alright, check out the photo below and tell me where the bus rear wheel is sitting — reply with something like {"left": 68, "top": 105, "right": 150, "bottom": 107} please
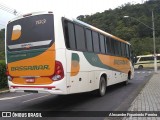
{"left": 138, "top": 65, "right": 143, "bottom": 69}
{"left": 124, "top": 72, "right": 131, "bottom": 85}
{"left": 96, "top": 76, "right": 106, "bottom": 97}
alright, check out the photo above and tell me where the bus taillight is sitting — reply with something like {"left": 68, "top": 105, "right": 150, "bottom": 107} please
{"left": 51, "top": 61, "right": 64, "bottom": 81}
{"left": 5, "top": 65, "right": 9, "bottom": 76}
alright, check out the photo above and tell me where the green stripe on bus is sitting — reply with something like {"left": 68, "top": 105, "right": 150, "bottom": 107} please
{"left": 83, "top": 52, "right": 120, "bottom": 72}
{"left": 72, "top": 53, "right": 79, "bottom": 62}
{"left": 7, "top": 48, "right": 47, "bottom": 63}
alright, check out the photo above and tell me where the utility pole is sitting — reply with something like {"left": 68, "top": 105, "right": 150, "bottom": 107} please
{"left": 152, "top": 10, "right": 157, "bottom": 72}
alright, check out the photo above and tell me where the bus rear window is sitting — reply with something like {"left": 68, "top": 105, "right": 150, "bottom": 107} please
{"left": 7, "top": 14, "right": 54, "bottom": 51}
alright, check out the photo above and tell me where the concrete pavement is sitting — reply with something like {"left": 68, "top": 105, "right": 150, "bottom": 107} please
{"left": 123, "top": 71, "right": 160, "bottom": 120}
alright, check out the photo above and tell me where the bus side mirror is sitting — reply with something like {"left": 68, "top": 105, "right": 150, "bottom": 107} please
{"left": 131, "top": 51, "right": 137, "bottom": 65}
{"left": 132, "top": 56, "right": 137, "bottom": 64}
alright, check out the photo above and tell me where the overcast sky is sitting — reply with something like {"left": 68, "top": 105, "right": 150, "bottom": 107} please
{"left": 0, "top": 0, "right": 147, "bottom": 29}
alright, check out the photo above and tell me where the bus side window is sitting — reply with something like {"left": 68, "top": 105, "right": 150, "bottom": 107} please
{"left": 128, "top": 45, "right": 131, "bottom": 58}
{"left": 75, "top": 24, "right": 86, "bottom": 51}
{"left": 110, "top": 38, "right": 115, "bottom": 55}
{"left": 92, "top": 31, "right": 100, "bottom": 53}
{"left": 121, "top": 42, "right": 126, "bottom": 57}
{"left": 99, "top": 34, "right": 105, "bottom": 54}
{"left": 105, "top": 37, "right": 109, "bottom": 54}
{"left": 67, "top": 22, "right": 76, "bottom": 49}
{"left": 139, "top": 57, "right": 147, "bottom": 61}
{"left": 126, "top": 44, "right": 130, "bottom": 58}
{"left": 114, "top": 40, "right": 119, "bottom": 56}
{"left": 117, "top": 41, "right": 122, "bottom": 56}
{"left": 86, "top": 29, "right": 93, "bottom": 52}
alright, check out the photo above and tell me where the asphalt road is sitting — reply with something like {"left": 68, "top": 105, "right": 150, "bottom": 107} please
{"left": 0, "top": 69, "right": 153, "bottom": 120}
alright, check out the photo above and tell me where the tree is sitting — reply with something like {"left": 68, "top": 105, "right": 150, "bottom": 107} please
{"left": 0, "top": 29, "right": 5, "bottom": 40}
{"left": 77, "top": 1, "right": 160, "bottom": 55}
{"left": 0, "top": 29, "right": 5, "bottom": 60}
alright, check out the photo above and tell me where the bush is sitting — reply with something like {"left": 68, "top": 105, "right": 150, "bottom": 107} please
{"left": 0, "top": 51, "right": 5, "bottom": 60}
{"left": 0, "top": 60, "right": 8, "bottom": 89}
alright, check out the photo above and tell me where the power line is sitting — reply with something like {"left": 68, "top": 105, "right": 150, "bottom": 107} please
{"left": 0, "top": 3, "right": 22, "bottom": 16}
{"left": 0, "top": 4, "right": 13, "bottom": 13}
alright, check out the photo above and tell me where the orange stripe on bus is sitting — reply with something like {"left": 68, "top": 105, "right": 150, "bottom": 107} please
{"left": 98, "top": 54, "right": 131, "bottom": 74}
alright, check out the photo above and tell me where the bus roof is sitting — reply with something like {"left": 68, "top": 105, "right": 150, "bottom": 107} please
{"left": 8, "top": 11, "right": 50, "bottom": 23}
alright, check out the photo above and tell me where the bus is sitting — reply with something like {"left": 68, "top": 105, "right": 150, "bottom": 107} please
{"left": 134, "top": 54, "right": 160, "bottom": 69}
{"left": 5, "top": 11, "right": 134, "bottom": 96}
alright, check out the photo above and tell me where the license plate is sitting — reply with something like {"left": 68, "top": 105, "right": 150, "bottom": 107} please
{"left": 26, "top": 78, "right": 35, "bottom": 83}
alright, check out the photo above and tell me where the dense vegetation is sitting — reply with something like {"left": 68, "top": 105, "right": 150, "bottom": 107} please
{"left": 0, "top": 60, "right": 7, "bottom": 89}
{"left": 0, "top": 29, "right": 5, "bottom": 60}
{"left": 0, "top": 29, "right": 7, "bottom": 89}
{"left": 77, "top": 0, "right": 160, "bottom": 55}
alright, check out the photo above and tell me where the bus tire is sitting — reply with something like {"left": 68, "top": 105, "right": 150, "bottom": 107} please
{"left": 138, "top": 65, "right": 143, "bottom": 69}
{"left": 124, "top": 79, "right": 129, "bottom": 85}
{"left": 95, "top": 76, "right": 106, "bottom": 97}
{"left": 124, "top": 72, "right": 131, "bottom": 85}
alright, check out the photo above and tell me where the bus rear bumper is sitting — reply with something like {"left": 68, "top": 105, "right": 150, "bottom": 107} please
{"left": 9, "top": 85, "right": 68, "bottom": 95}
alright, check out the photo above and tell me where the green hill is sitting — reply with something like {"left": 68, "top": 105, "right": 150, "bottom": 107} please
{"left": 77, "top": 0, "right": 160, "bottom": 55}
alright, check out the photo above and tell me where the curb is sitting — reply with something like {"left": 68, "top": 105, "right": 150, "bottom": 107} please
{"left": 0, "top": 89, "right": 10, "bottom": 94}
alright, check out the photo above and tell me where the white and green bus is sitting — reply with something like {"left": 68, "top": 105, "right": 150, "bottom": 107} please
{"left": 6, "top": 11, "right": 134, "bottom": 96}
{"left": 134, "top": 54, "right": 160, "bottom": 69}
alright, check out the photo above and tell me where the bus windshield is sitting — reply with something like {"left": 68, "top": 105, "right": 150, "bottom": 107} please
{"left": 7, "top": 14, "right": 54, "bottom": 51}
